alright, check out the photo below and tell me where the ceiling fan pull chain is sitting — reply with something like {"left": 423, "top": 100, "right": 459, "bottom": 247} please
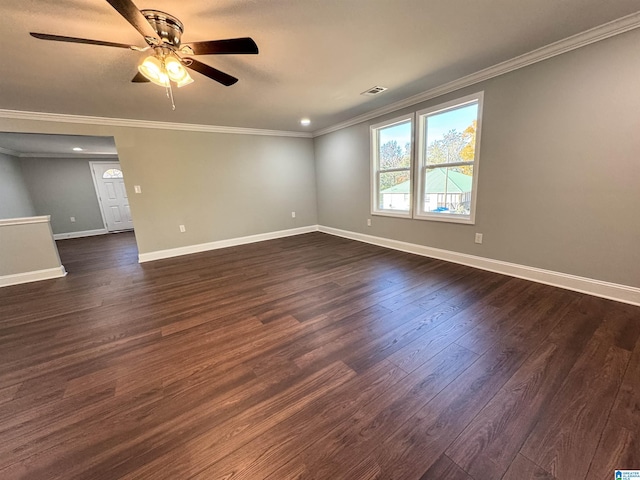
{"left": 160, "top": 55, "right": 176, "bottom": 110}
{"left": 166, "top": 83, "right": 176, "bottom": 111}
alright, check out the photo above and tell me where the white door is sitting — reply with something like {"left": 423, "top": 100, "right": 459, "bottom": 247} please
{"left": 91, "top": 162, "right": 134, "bottom": 232}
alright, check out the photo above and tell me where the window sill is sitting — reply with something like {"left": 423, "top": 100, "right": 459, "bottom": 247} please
{"left": 413, "top": 213, "right": 475, "bottom": 225}
{"left": 371, "top": 210, "right": 412, "bottom": 219}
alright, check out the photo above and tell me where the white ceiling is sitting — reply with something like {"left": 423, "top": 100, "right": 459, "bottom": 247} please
{"left": 1, "top": 0, "right": 639, "bottom": 133}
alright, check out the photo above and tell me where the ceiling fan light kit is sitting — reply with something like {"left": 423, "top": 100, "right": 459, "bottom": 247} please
{"left": 137, "top": 50, "right": 194, "bottom": 88}
{"left": 29, "top": 0, "right": 259, "bottom": 108}
{"left": 135, "top": 11, "right": 194, "bottom": 89}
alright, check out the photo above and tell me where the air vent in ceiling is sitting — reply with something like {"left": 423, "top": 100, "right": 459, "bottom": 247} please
{"left": 361, "top": 86, "right": 388, "bottom": 96}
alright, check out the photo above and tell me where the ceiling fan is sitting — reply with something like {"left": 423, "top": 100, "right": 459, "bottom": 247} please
{"left": 30, "top": 0, "right": 258, "bottom": 97}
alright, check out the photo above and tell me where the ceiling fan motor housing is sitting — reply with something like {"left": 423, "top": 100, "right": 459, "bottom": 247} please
{"left": 141, "top": 9, "right": 184, "bottom": 47}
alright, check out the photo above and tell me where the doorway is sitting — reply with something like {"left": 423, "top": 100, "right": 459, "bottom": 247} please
{"left": 90, "top": 161, "right": 134, "bottom": 232}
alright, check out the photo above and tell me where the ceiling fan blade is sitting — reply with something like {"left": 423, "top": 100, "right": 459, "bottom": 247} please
{"left": 185, "top": 37, "right": 259, "bottom": 55}
{"left": 183, "top": 58, "right": 238, "bottom": 86}
{"left": 30, "top": 32, "right": 134, "bottom": 49}
{"left": 131, "top": 72, "right": 150, "bottom": 83}
{"left": 105, "top": 0, "right": 159, "bottom": 41}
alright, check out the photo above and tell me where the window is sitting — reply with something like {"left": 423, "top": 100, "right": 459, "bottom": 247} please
{"left": 102, "top": 168, "right": 123, "bottom": 179}
{"left": 370, "top": 93, "right": 483, "bottom": 223}
{"left": 370, "top": 114, "right": 413, "bottom": 217}
{"left": 416, "top": 93, "right": 483, "bottom": 223}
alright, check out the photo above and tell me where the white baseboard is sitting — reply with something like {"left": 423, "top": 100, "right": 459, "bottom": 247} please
{"left": 138, "top": 225, "right": 320, "bottom": 263}
{"left": 53, "top": 229, "right": 108, "bottom": 240}
{"left": 318, "top": 226, "right": 640, "bottom": 307}
{"left": 0, "top": 265, "right": 67, "bottom": 288}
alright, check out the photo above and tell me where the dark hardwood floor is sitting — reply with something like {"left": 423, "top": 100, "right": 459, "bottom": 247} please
{"left": 0, "top": 231, "right": 638, "bottom": 479}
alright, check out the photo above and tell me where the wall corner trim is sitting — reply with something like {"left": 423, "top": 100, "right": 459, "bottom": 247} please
{"left": 318, "top": 226, "right": 640, "bottom": 307}
{"left": 138, "top": 225, "right": 320, "bottom": 263}
{"left": 312, "top": 11, "right": 640, "bottom": 137}
{"left": 0, "top": 265, "right": 67, "bottom": 288}
{"left": 53, "top": 229, "right": 109, "bottom": 240}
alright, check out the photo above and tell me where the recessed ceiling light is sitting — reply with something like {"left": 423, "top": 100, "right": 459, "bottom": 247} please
{"left": 300, "top": 118, "right": 311, "bottom": 126}
{"left": 72, "top": 147, "right": 83, "bottom": 152}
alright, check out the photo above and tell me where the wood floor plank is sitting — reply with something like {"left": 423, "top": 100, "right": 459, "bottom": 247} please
{"left": 0, "top": 231, "right": 637, "bottom": 479}
{"left": 264, "top": 461, "right": 309, "bottom": 480}
{"left": 502, "top": 454, "right": 556, "bottom": 480}
{"left": 371, "top": 340, "right": 535, "bottom": 479}
{"left": 385, "top": 275, "right": 547, "bottom": 375}
{"left": 586, "top": 332, "right": 640, "bottom": 480}
{"left": 453, "top": 282, "right": 565, "bottom": 355}
{"left": 418, "top": 454, "right": 473, "bottom": 480}
{"left": 367, "top": 286, "right": 578, "bottom": 479}
{"left": 520, "top": 338, "right": 630, "bottom": 479}
{"left": 296, "top": 344, "right": 479, "bottom": 479}
{"left": 113, "top": 362, "right": 356, "bottom": 480}
{"left": 345, "top": 273, "right": 512, "bottom": 373}
{"left": 190, "top": 360, "right": 406, "bottom": 480}
{"left": 5, "top": 361, "right": 355, "bottom": 480}
{"left": 0, "top": 383, "right": 21, "bottom": 406}
{"left": 609, "top": 325, "right": 640, "bottom": 432}
{"left": 445, "top": 294, "right": 603, "bottom": 479}
{"left": 586, "top": 422, "right": 639, "bottom": 479}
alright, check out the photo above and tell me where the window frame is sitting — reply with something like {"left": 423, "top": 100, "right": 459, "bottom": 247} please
{"left": 414, "top": 92, "right": 484, "bottom": 225}
{"left": 370, "top": 113, "right": 415, "bottom": 218}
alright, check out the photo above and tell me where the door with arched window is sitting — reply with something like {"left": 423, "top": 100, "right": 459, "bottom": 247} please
{"left": 90, "top": 162, "right": 134, "bottom": 232}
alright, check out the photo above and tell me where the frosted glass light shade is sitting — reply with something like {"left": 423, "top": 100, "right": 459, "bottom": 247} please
{"left": 165, "top": 55, "right": 193, "bottom": 87}
{"left": 138, "top": 56, "right": 170, "bottom": 87}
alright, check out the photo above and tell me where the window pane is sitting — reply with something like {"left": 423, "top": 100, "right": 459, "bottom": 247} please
{"left": 425, "top": 103, "right": 478, "bottom": 165}
{"left": 102, "top": 168, "right": 123, "bottom": 179}
{"left": 423, "top": 166, "right": 473, "bottom": 215}
{"left": 378, "top": 121, "right": 412, "bottom": 170}
{"left": 379, "top": 171, "right": 410, "bottom": 211}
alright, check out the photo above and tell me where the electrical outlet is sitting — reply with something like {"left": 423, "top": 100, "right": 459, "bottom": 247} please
{"left": 134, "top": 185, "right": 142, "bottom": 194}
{"left": 475, "top": 233, "right": 483, "bottom": 244}
{"left": 70, "top": 216, "right": 76, "bottom": 223}
{"left": 367, "top": 219, "right": 372, "bottom": 227}
{"left": 291, "top": 211, "right": 296, "bottom": 218}
{"left": 179, "top": 225, "right": 186, "bottom": 233}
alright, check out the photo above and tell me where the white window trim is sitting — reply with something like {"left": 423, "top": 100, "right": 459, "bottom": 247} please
{"left": 370, "top": 113, "right": 414, "bottom": 218}
{"left": 414, "top": 92, "right": 484, "bottom": 225}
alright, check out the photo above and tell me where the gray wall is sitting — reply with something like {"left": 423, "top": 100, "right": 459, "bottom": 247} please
{"left": 0, "top": 219, "right": 62, "bottom": 277}
{"left": 315, "top": 27, "right": 640, "bottom": 288}
{"left": 117, "top": 129, "right": 317, "bottom": 253}
{"left": 20, "top": 157, "right": 105, "bottom": 235}
{"left": 0, "top": 152, "right": 35, "bottom": 219}
{"left": 0, "top": 118, "right": 318, "bottom": 255}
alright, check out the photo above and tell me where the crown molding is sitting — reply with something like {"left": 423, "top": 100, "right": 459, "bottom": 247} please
{"left": 0, "top": 109, "right": 313, "bottom": 139}
{"left": 313, "top": 11, "right": 640, "bottom": 137}
{"left": 0, "top": 146, "right": 19, "bottom": 157}
{"left": 18, "top": 153, "right": 119, "bottom": 159}
{"left": 0, "top": 145, "right": 118, "bottom": 159}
